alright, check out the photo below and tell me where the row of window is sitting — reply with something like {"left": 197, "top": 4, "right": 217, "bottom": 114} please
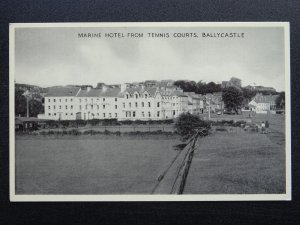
{"left": 125, "top": 93, "right": 148, "bottom": 99}
{"left": 48, "top": 97, "right": 118, "bottom": 103}
{"left": 47, "top": 102, "right": 161, "bottom": 110}
{"left": 125, "top": 111, "right": 160, "bottom": 118}
{"left": 48, "top": 112, "right": 119, "bottom": 118}
{"left": 48, "top": 98, "right": 74, "bottom": 103}
{"left": 123, "top": 102, "right": 159, "bottom": 108}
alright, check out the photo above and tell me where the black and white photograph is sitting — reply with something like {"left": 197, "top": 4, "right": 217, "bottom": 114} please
{"left": 9, "top": 22, "right": 291, "bottom": 201}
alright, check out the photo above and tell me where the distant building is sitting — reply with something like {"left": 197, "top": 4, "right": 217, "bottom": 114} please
{"left": 204, "top": 92, "right": 224, "bottom": 113}
{"left": 248, "top": 93, "right": 278, "bottom": 114}
{"left": 221, "top": 77, "right": 242, "bottom": 89}
{"left": 185, "top": 92, "right": 204, "bottom": 114}
{"left": 244, "top": 85, "right": 276, "bottom": 93}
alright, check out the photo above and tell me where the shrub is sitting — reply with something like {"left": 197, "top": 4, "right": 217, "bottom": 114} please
{"left": 174, "top": 112, "right": 210, "bottom": 141}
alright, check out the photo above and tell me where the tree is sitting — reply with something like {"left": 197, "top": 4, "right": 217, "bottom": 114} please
{"left": 174, "top": 112, "right": 210, "bottom": 141}
{"left": 15, "top": 89, "right": 26, "bottom": 116}
{"left": 29, "top": 99, "right": 44, "bottom": 117}
{"left": 276, "top": 92, "right": 285, "bottom": 109}
{"left": 222, "top": 87, "right": 244, "bottom": 114}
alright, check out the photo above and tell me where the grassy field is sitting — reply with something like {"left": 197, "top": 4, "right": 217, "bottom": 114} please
{"left": 184, "top": 114, "right": 286, "bottom": 194}
{"left": 16, "top": 135, "right": 181, "bottom": 194}
{"left": 16, "top": 113, "right": 286, "bottom": 194}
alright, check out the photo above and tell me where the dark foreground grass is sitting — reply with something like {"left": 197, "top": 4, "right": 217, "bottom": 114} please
{"left": 16, "top": 135, "right": 181, "bottom": 194}
{"left": 184, "top": 131, "right": 285, "bottom": 194}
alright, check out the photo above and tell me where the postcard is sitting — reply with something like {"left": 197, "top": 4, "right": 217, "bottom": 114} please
{"left": 9, "top": 22, "right": 291, "bottom": 201}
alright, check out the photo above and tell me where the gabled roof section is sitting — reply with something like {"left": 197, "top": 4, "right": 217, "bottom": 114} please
{"left": 77, "top": 87, "right": 122, "bottom": 97}
{"left": 252, "top": 94, "right": 278, "bottom": 104}
{"left": 45, "top": 86, "right": 81, "bottom": 97}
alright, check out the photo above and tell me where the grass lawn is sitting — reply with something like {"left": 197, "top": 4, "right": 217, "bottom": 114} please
{"left": 184, "top": 131, "right": 285, "bottom": 194}
{"left": 16, "top": 114, "right": 286, "bottom": 195}
{"left": 16, "top": 135, "right": 181, "bottom": 194}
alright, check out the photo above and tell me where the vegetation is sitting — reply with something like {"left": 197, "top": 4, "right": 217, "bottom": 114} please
{"left": 174, "top": 113, "right": 210, "bottom": 141}
{"left": 222, "top": 87, "right": 244, "bottom": 114}
{"left": 174, "top": 80, "right": 221, "bottom": 94}
{"left": 276, "top": 92, "right": 285, "bottom": 109}
{"left": 15, "top": 84, "right": 45, "bottom": 117}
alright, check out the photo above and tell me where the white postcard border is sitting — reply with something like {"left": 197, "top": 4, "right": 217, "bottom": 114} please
{"left": 9, "top": 22, "right": 291, "bottom": 201}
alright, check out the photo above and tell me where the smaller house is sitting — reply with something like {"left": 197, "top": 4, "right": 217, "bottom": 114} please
{"left": 248, "top": 93, "right": 278, "bottom": 114}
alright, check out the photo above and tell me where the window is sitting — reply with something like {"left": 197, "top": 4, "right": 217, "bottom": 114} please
{"left": 91, "top": 105, "right": 93, "bottom": 110}
{"left": 54, "top": 113, "right": 56, "bottom": 116}
{"left": 59, "top": 99, "right": 61, "bottom": 102}
{"left": 71, "top": 98, "right": 73, "bottom": 102}
{"left": 157, "top": 102, "right": 160, "bottom": 107}
{"left": 142, "top": 102, "right": 144, "bottom": 107}
{"left": 48, "top": 106, "right": 50, "bottom": 109}
{"left": 71, "top": 113, "right": 73, "bottom": 116}
{"left": 123, "top": 103, "right": 125, "bottom": 108}
{"left": 79, "top": 99, "right": 81, "bottom": 103}
{"left": 115, "top": 98, "right": 117, "bottom": 102}
{"left": 148, "top": 102, "right": 151, "bottom": 107}
{"left": 103, "top": 98, "right": 105, "bottom": 102}
{"left": 129, "top": 111, "right": 131, "bottom": 117}
{"left": 97, "top": 113, "right": 99, "bottom": 116}
{"left": 103, "top": 113, "right": 105, "bottom": 118}
{"left": 103, "top": 105, "right": 105, "bottom": 109}
{"left": 59, "top": 106, "right": 61, "bottom": 109}
{"left": 66, "top": 113, "right": 68, "bottom": 116}
{"left": 66, "top": 106, "right": 68, "bottom": 109}
{"left": 109, "top": 113, "right": 111, "bottom": 118}
{"left": 97, "top": 105, "right": 99, "bottom": 110}
{"left": 79, "top": 105, "right": 81, "bottom": 110}
{"left": 133, "top": 111, "right": 136, "bottom": 117}
{"left": 48, "top": 99, "right": 50, "bottom": 102}
{"left": 126, "top": 94, "right": 129, "bottom": 99}
{"left": 115, "top": 113, "right": 117, "bottom": 117}
{"left": 157, "top": 111, "right": 160, "bottom": 117}
{"left": 85, "top": 98, "right": 87, "bottom": 102}
{"left": 71, "top": 105, "right": 73, "bottom": 109}
{"left": 48, "top": 113, "right": 51, "bottom": 116}
{"left": 145, "top": 94, "right": 148, "bottom": 98}
{"left": 129, "top": 103, "right": 131, "bottom": 108}
{"left": 53, "top": 106, "right": 56, "bottom": 109}
{"left": 54, "top": 99, "right": 56, "bottom": 102}
{"left": 148, "top": 112, "right": 151, "bottom": 117}
{"left": 65, "top": 99, "right": 68, "bottom": 102}
{"left": 115, "top": 105, "right": 117, "bottom": 109}
{"left": 173, "top": 110, "right": 176, "bottom": 115}
{"left": 142, "top": 111, "right": 145, "bottom": 117}
{"left": 135, "top": 94, "right": 138, "bottom": 99}
{"left": 85, "top": 105, "right": 87, "bottom": 110}
{"left": 135, "top": 102, "right": 138, "bottom": 107}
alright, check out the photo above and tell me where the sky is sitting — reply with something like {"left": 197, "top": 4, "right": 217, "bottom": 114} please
{"left": 14, "top": 26, "right": 286, "bottom": 91}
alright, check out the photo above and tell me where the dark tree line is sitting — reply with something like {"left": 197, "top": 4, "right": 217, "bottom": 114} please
{"left": 174, "top": 80, "right": 222, "bottom": 94}
{"left": 15, "top": 87, "right": 44, "bottom": 117}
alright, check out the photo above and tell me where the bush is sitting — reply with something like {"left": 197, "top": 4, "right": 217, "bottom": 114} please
{"left": 174, "top": 113, "right": 210, "bottom": 141}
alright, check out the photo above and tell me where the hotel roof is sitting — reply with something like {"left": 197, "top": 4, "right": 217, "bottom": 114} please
{"left": 45, "top": 86, "right": 81, "bottom": 97}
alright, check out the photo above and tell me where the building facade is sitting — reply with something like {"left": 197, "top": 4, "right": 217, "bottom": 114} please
{"left": 248, "top": 93, "right": 278, "bottom": 114}
{"left": 38, "top": 82, "right": 195, "bottom": 121}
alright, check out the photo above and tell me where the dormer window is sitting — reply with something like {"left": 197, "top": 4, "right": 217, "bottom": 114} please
{"left": 135, "top": 94, "right": 138, "bottom": 99}
{"left": 126, "top": 94, "right": 129, "bottom": 99}
{"left": 144, "top": 94, "right": 148, "bottom": 98}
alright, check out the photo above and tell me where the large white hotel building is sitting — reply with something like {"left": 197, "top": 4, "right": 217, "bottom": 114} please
{"left": 38, "top": 81, "right": 205, "bottom": 121}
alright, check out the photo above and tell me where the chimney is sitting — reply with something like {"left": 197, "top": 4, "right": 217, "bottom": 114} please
{"left": 102, "top": 85, "right": 108, "bottom": 92}
{"left": 120, "top": 83, "right": 127, "bottom": 92}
